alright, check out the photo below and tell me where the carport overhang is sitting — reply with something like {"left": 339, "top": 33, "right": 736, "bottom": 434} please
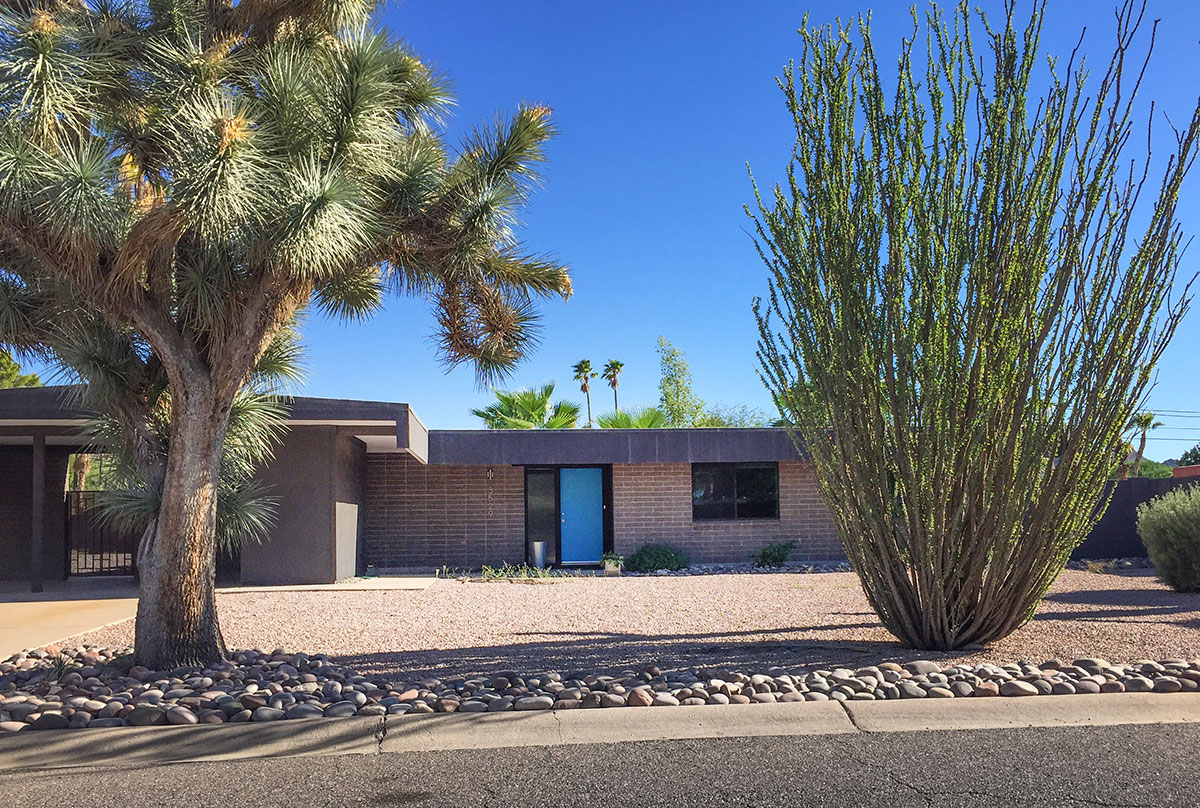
{"left": 0, "top": 387, "right": 430, "bottom": 593}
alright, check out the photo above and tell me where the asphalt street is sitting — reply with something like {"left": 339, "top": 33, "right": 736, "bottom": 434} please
{"left": 0, "top": 721, "right": 1193, "bottom": 807}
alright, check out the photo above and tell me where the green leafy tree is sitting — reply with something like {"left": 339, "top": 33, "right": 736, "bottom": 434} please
{"left": 0, "top": 1, "right": 569, "bottom": 667}
{"left": 601, "top": 359, "right": 624, "bottom": 413}
{"left": 1128, "top": 412, "right": 1164, "bottom": 477}
{"left": 596, "top": 406, "right": 667, "bottom": 429}
{"left": 753, "top": 2, "right": 1199, "bottom": 650}
{"left": 1181, "top": 444, "right": 1200, "bottom": 467}
{"left": 0, "top": 349, "right": 39, "bottom": 387}
{"left": 696, "top": 403, "right": 770, "bottom": 428}
{"left": 572, "top": 359, "right": 597, "bottom": 427}
{"left": 472, "top": 383, "right": 580, "bottom": 429}
{"left": 656, "top": 336, "right": 705, "bottom": 427}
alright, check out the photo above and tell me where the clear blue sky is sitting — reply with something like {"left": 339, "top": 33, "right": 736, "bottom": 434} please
{"left": 47, "top": 2, "right": 1200, "bottom": 456}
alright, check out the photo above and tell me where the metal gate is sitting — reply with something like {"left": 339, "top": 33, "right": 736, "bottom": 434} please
{"left": 65, "top": 491, "right": 138, "bottom": 576}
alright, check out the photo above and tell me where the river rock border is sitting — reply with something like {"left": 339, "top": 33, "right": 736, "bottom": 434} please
{"left": 3, "top": 646, "right": 1199, "bottom": 732}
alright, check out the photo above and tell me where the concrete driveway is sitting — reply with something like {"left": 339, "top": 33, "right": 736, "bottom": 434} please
{"left": 0, "top": 581, "right": 137, "bottom": 657}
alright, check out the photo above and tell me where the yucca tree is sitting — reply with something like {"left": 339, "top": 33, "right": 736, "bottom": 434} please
{"left": 601, "top": 359, "right": 623, "bottom": 413}
{"left": 1128, "top": 412, "right": 1164, "bottom": 477}
{"left": 754, "top": 1, "right": 1199, "bottom": 650}
{"left": 471, "top": 382, "right": 580, "bottom": 429}
{"left": 0, "top": 0, "right": 569, "bottom": 667}
{"left": 597, "top": 406, "right": 666, "bottom": 429}
{"left": 571, "top": 359, "right": 597, "bottom": 427}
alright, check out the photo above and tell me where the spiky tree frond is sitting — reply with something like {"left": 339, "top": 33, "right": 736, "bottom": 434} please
{"left": 471, "top": 381, "right": 580, "bottom": 429}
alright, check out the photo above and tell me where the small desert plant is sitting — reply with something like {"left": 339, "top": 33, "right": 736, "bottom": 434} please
{"left": 45, "top": 653, "right": 78, "bottom": 682}
{"left": 600, "top": 552, "right": 624, "bottom": 566}
{"left": 755, "top": 540, "right": 798, "bottom": 568}
{"left": 625, "top": 544, "right": 689, "bottom": 573}
{"left": 1083, "top": 559, "right": 1115, "bottom": 575}
{"left": 1138, "top": 486, "right": 1200, "bottom": 592}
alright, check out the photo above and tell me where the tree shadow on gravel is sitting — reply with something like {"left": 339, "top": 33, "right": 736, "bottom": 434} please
{"left": 1037, "top": 588, "right": 1200, "bottom": 627}
{"left": 333, "top": 633, "right": 967, "bottom": 684}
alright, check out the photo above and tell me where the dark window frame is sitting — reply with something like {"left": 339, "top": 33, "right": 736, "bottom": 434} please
{"left": 691, "top": 462, "right": 780, "bottom": 522}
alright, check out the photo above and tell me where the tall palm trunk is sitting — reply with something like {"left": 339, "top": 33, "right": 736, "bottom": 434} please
{"left": 1133, "top": 430, "right": 1148, "bottom": 477}
{"left": 133, "top": 381, "right": 229, "bottom": 668}
{"left": 612, "top": 387, "right": 618, "bottom": 413}
{"left": 584, "top": 388, "right": 592, "bottom": 427}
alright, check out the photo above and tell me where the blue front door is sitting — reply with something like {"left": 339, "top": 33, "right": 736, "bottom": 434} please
{"left": 559, "top": 468, "right": 604, "bottom": 564}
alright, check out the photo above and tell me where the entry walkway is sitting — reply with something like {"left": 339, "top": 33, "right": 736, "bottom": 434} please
{"left": 0, "top": 576, "right": 434, "bottom": 657}
{"left": 0, "top": 580, "right": 138, "bottom": 657}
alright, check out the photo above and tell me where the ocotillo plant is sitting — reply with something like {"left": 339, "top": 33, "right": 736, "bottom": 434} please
{"left": 752, "top": 1, "right": 1199, "bottom": 650}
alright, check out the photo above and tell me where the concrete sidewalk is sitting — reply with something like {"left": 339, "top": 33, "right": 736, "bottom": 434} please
{"left": 217, "top": 576, "right": 436, "bottom": 594}
{"left": 3, "top": 692, "right": 1199, "bottom": 774}
{"left": 0, "top": 595, "right": 137, "bottom": 658}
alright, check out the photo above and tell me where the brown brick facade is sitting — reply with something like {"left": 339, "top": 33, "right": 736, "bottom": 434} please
{"left": 363, "top": 455, "right": 841, "bottom": 570}
{"left": 612, "top": 462, "right": 841, "bottom": 564}
{"left": 363, "top": 454, "right": 525, "bottom": 570}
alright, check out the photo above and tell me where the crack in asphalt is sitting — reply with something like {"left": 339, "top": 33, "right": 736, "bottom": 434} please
{"left": 373, "top": 712, "right": 388, "bottom": 752}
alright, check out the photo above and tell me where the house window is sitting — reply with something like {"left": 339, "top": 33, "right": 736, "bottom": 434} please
{"left": 691, "top": 463, "right": 779, "bottom": 521}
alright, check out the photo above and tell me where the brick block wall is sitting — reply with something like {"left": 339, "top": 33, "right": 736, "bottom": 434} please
{"left": 611, "top": 461, "right": 841, "bottom": 564}
{"left": 363, "top": 454, "right": 524, "bottom": 570}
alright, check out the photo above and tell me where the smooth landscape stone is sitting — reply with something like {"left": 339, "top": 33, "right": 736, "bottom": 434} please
{"left": 126, "top": 705, "right": 167, "bottom": 726}
{"left": 88, "top": 717, "right": 126, "bottom": 728}
{"left": 625, "top": 688, "right": 653, "bottom": 707}
{"left": 1000, "top": 681, "right": 1039, "bottom": 697}
{"left": 600, "top": 693, "right": 626, "bottom": 708}
{"left": 459, "top": 700, "right": 489, "bottom": 713}
{"left": 1152, "top": 678, "right": 1182, "bottom": 693}
{"left": 0, "top": 720, "right": 27, "bottom": 732}
{"left": 903, "top": 661, "right": 941, "bottom": 676}
{"left": 324, "top": 701, "right": 359, "bottom": 717}
{"left": 166, "top": 706, "right": 198, "bottom": 725}
{"left": 897, "top": 682, "right": 926, "bottom": 699}
{"left": 1123, "top": 677, "right": 1153, "bottom": 693}
{"left": 30, "top": 712, "right": 71, "bottom": 730}
{"left": 285, "top": 703, "right": 324, "bottom": 719}
{"left": 515, "top": 696, "right": 554, "bottom": 711}
{"left": 251, "top": 706, "right": 285, "bottom": 721}
{"left": 357, "top": 704, "right": 387, "bottom": 716}
{"left": 1051, "top": 681, "right": 1076, "bottom": 695}
{"left": 1100, "top": 681, "right": 1126, "bottom": 694}
{"left": 706, "top": 693, "right": 730, "bottom": 705}
{"left": 927, "top": 687, "right": 954, "bottom": 698}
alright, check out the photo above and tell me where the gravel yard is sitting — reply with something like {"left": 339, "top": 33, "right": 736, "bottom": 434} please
{"left": 65, "top": 570, "right": 1200, "bottom": 681}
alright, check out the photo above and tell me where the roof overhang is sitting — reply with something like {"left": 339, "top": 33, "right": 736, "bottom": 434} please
{"left": 0, "top": 387, "right": 430, "bottom": 463}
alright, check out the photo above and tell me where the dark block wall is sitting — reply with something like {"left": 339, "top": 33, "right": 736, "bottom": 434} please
{"left": 1072, "top": 477, "right": 1200, "bottom": 559}
{"left": 0, "top": 445, "right": 70, "bottom": 581}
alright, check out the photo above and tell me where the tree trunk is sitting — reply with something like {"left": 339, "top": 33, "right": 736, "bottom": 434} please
{"left": 613, "top": 388, "right": 618, "bottom": 413}
{"left": 133, "top": 381, "right": 229, "bottom": 669}
{"left": 1133, "top": 432, "right": 1148, "bottom": 477}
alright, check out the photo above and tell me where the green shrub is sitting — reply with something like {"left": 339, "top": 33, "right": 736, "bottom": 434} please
{"left": 625, "top": 543, "right": 689, "bottom": 572}
{"left": 1138, "top": 485, "right": 1200, "bottom": 592}
{"left": 754, "top": 540, "right": 798, "bottom": 568}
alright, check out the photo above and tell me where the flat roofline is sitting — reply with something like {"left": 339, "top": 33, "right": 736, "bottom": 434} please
{"left": 428, "top": 427, "right": 808, "bottom": 465}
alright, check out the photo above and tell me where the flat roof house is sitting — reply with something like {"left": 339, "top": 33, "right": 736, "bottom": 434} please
{"left": 0, "top": 387, "right": 841, "bottom": 589}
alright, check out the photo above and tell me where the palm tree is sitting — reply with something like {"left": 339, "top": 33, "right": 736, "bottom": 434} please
{"left": 471, "top": 383, "right": 581, "bottom": 429}
{"left": 572, "top": 360, "right": 598, "bottom": 427}
{"left": 1129, "top": 412, "right": 1164, "bottom": 477}
{"left": 602, "top": 360, "right": 624, "bottom": 413}
{"left": 596, "top": 406, "right": 667, "bottom": 429}
{"left": 0, "top": 2, "right": 569, "bottom": 668}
